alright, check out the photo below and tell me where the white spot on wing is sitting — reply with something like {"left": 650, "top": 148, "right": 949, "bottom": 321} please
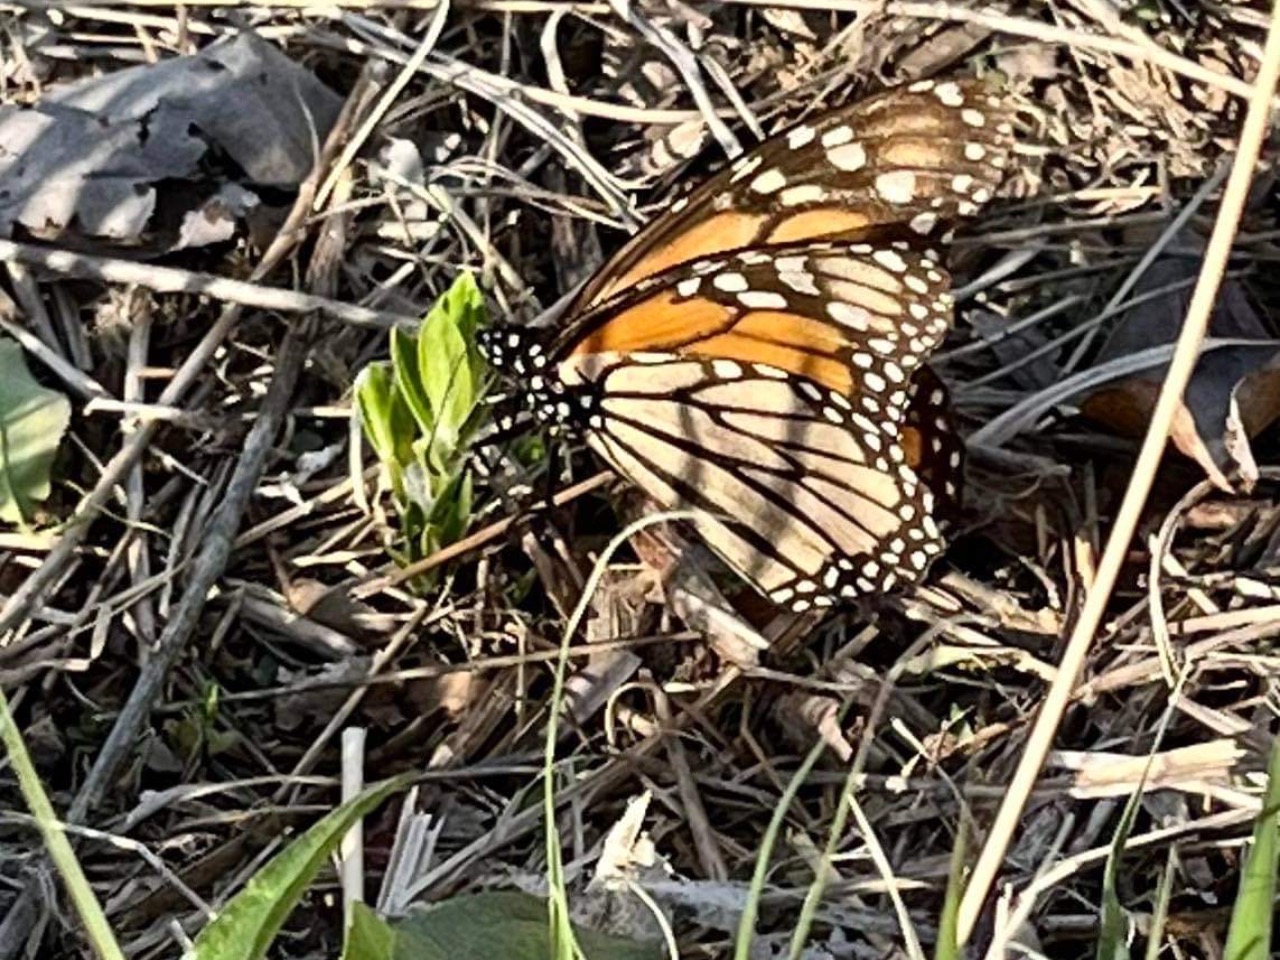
{"left": 872, "top": 250, "right": 908, "bottom": 273}
{"left": 909, "top": 211, "right": 939, "bottom": 235}
{"left": 787, "top": 126, "right": 816, "bottom": 149}
{"left": 779, "top": 184, "right": 827, "bottom": 206}
{"left": 750, "top": 168, "right": 787, "bottom": 194}
{"left": 713, "top": 272, "right": 749, "bottom": 292}
{"left": 875, "top": 170, "right": 917, "bottom": 204}
{"left": 821, "top": 125, "right": 854, "bottom": 147}
{"left": 779, "top": 270, "right": 820, "bottom": 295}
{"left": 934, "top": 81, "right": 964, "bottom": 106}
{"left": 828, "top": 302, "right": 871, "bottom": 330}
{"left": 738, "top": 290, "right": 789, "bottom": 309}
{"left": 827, "top": 143, "right": 867, "bottom": 171}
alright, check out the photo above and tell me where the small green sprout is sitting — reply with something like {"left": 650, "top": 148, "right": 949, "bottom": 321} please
{"left": 355, "top": 273, "right": 489, "bottom": 576}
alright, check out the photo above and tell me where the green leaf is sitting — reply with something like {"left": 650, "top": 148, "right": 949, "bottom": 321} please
{"left": 189, "top": 775, "right": 411, "bottom": 960}
{"left": 1223, "top": 738, "right": 1280, "bottom": 960}
{"left": 0, "top": 338, "right": 70, "bottom": 525}
{"left": 446, "top": 272, "right": 485, "bottom": 344}
{"left": 418, "top": 310, "right": 469, "bottom": 446}
{"left": 355, "top": 363, "right": 414, "bottom": 475}
{"left": 391, "top": 327, "right": 433, "bottom": 438}
{"left": 419, "top": 273, "right": 487, "bottom": 441}
{"left": 342, "top": 902, "right": 396, "bottom": 960}
{"left": 389, "top": 891, "right": 662, "bottom": 960}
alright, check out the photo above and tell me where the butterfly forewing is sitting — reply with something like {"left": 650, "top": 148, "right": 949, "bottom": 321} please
{"left": 554, "top": 239, "right": 954, "bottom": 406}
{"left": 572, "top": 78, "right": 1017, "bottom": 311}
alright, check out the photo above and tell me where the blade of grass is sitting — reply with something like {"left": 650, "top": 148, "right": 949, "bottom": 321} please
{"left": 1142, "top": 847, "right": 1177, "bottom": 960}
{"left": 0, "top": 688, "right": 125, "bottom": 960}
{"left": 1222, "top": 737, "right": 1280, "bottom": 960}
{"left": 542, "top": 510, "right": 707, "bottom": 960}
{"left": 733, "top": 736, "right": 827, "bottom": 960}
{"left": 1097, "top": 773, "right": 1145, "bottom": 960}
{"left": 934, "top": 817, "right": 968, "bottom": 960}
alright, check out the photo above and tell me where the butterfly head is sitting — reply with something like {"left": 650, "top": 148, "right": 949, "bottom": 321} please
{"left": 477, "top": 323, "right": 598, "bottom": 432}
{"left": 476, "top": 323, "right": 549, "bottom": 376}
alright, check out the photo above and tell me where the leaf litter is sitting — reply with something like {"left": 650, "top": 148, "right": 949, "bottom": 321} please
{"left": 0, "top": 5, "right": 1276, "bottom": 960}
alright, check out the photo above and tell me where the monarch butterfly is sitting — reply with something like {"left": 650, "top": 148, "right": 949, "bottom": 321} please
{"left": 479, "top": 78, "right": 1019, "bottom": 612}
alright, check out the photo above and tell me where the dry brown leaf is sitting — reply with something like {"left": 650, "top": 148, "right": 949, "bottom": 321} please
{"left": 1081, "top": 245, "right": 1280, "bottom": 492}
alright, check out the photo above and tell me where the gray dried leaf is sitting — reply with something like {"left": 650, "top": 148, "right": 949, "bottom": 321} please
{"left": 0, "top": 31, "right": 340, "bottom": 247}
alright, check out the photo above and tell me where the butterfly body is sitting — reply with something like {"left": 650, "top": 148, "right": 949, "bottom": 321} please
{"left": 479, "top": 78, "right": 1018, "bottom": 611}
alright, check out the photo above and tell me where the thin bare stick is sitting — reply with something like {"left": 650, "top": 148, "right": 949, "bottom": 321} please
{"left": 68, "top": 323, "right": 311, "bottom": 822}
{"left": 0, "top": 240, "right": 416, "bottom": 330}
{"left": 957, "top": 7, "right": 1280, "bottom": 942}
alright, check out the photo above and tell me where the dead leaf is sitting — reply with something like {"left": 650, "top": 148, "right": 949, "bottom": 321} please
{"left": 0, "top": 31, "right": 340, "bottom": 250}
{"left": 1080, "top": 244, "right": 1280, "bottom": 492}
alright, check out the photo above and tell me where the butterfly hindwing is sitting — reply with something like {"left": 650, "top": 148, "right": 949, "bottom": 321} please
{"left": 579, "top": 355, "right": 945, "bottom": 608}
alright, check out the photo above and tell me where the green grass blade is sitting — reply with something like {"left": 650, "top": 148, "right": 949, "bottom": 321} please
{"left": 1143, "top": 847, "right": 1176, "bottom": 960}
{"left": 1222, "top": 737, "right": 1280, "bottom": 960}
{"left": 934, "top": 816, "right": 968, "bottom": 960}
{"left": 735, "top": 738, "right": 826, "bottom": 960}
{"left": 1097, "top": 785, "right": 1140, "bottom": 960}
{"left": 190, "top": 774, "right": 411, "bottom": 960}
{"left": 0, "top": 687, "right": 125, "bottom": 960}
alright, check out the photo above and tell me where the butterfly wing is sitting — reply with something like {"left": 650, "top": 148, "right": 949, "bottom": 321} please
{"left": 555, "top": 238, "right": 952, "bottom": 399}
{"left": 902, "top": 363, "right": 964, "bottom": 512}
{"left": 553, "top": 240, "right": 956, "bottom": 609}
{"left": 572, "top": 78, "right": 1018, "bottom": 311}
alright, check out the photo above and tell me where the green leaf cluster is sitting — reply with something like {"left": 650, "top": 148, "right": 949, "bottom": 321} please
{"left": 354, "top": 273, "right": 489, "bottom": 572}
